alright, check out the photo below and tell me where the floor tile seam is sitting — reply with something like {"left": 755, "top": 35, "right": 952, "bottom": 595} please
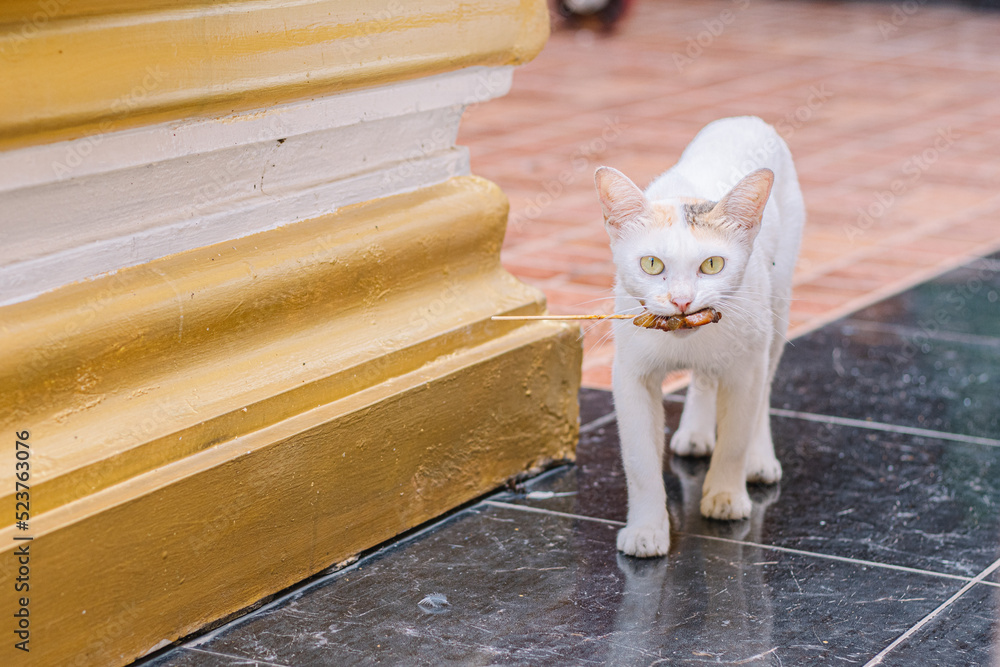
{"left": 881, "top": 49, "right": 1000, "bottom": 75}
{"left": 840, "top": 318, "right": 1000, "bottom": 350}
{"left": 661, "top": 394, "right": 1000, "bottom": 448}
{"left": 181, "top": 502, "right": 487, "bottom": 650}
{"left": 585, "top": 363, "right": 1000, "bottom": 448}
{"left": 757, "top": 28, "right": 992, "bottom": 72}
{"left": 482, "top": 500, "right": 978, "bottom": 584}
{"left": 786, "top": 237, "right": 1000, "bottom": 341}
{"left": 791, "top": 231, "right": 998, "bottom": 294}
{"left": 580, "top": 411, "right": 617, "bottom": 435}
{"left": 183, "top": 646, "right": 292, "bottom": 667}
{"left": 972, "top": 257, "right": 1000, "bottom": 272}
{"left": 699, "top": 30, "right": 944, "bottom": 67}
{"left": 863, "top": 555, "right": 1000, "bottom": 666}
{"left": 790, "top": 198, "right": 1000, "bottom": 288}
{"left": 767, "top": 406, "right": 1000, "bottom": 448}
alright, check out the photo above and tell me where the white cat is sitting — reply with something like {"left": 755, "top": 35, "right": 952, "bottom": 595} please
{"left": 595, "top": 116, "right": 805, "bottom": 557}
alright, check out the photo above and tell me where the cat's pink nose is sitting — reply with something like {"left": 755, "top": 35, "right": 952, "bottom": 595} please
{"left": 671, "top": 297, "right": 691, "bottom": 313}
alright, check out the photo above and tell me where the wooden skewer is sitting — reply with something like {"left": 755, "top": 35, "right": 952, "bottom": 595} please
{"left": 493, "top": 307, "right": 723, "bottom": 331}
{"left": 491, "top": 314, "right": 636, "bottom": 321}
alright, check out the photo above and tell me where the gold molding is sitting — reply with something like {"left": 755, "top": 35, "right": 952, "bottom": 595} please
{"left": 0, "top": 321, "right": 580, "bottom": 666}
{"left": 0, "top": 176, "right": 581, "bottom": 664}
{"left": 0, "top": 0, "right": 550, "bottom": 150}
{"left": 0, "top": 177, "right": 555, "bottom": 522}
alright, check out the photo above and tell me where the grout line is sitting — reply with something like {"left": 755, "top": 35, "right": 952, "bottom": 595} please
{"left": 787, "top": 236, "right": 1000, "bottom": 341}
{"left": 580, "top": 411, "right": 617, "bottom": 434}
{"left": 185, "top": 646, "right": 292, "bottom": 667}
{"left": 841, "top": 319, "right": 1000, "bottom": 350}
{"left": 791, "top": 196, "right": 1000, "bottom": 291}
{"left": 768, "top": 407, "right": 1000, "bottom": 448}
{"left": 682, "top": 533, "right": 980, "bottom": 586}
{"left": 184, "top": 501, "right": 484, "bottom": 649}
{"left": 663, "top": 394, "right": 1000, "bottom": 448}
{"left": 969, "top": 257, "right": 1000, "bottom": 273}
{"left": 863, "top": 556, "right": 1000, "bottom": 666}
{"left": 484, "top": 499, "right": 625, "bottom": 527}
{"left": 483, "top": 500, "right": 985, "bottom": 586}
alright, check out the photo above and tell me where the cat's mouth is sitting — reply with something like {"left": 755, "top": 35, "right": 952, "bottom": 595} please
{"left": 632, "top": 307, "right": 722, "bottom": 332}
{"left": 638, "top": 301, "right": 698, "bottom": 319}
{"left": 637, "top": 298, "right": 704, "bottom": 319}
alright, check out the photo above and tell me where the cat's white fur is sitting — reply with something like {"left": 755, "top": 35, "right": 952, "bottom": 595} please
{"left": 596, "top": 117, "right": 805, "bottom": 557}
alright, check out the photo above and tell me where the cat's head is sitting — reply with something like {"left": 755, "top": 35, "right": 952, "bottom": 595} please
{"left": 595, "top": 166, "right": 773, "bottom": 317}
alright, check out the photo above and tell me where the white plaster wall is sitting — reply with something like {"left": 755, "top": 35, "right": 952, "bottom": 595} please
{"left": 0, "top": 66, "right": 514, "bottom": 306}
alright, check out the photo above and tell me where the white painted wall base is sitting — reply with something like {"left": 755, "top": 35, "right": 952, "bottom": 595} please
{"left": 0, "top": 66, "right": 514, "bottom": 306}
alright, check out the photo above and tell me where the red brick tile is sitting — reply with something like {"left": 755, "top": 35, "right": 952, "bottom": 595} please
{"left": 461, "top": 0, "right": 1000, "bottom": 390}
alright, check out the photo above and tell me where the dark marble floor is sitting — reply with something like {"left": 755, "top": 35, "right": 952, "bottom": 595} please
{"left": 143, "top": 255, "right": 1000, "bottom": 666}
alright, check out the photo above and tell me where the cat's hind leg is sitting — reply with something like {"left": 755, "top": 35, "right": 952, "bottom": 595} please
{"left": 613, "top": 358, "right": 671, "bottom": 557}
{"left": 670, "top": 372, "right": 717, "bottom": 457}
{"left": 745, "top": 391, "right": 782, "bottom": 484}
{"left": 746, "top": 307, "right": 789, "bottom": 484}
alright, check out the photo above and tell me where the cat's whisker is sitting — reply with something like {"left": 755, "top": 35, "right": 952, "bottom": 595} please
{"left": 715, "top": 299, "right": 793, "bottom": 344}
{"left": 713, "top": 302, "right": 759, "bottom": 330}
{"left": 564, "top": 295, "right": 622, "bottom": 307}
{"left": 717, "top": 289, "right": 799, "bottom": 303}
{"left": 588, "top": 324, "right": 620, "bottom": 351}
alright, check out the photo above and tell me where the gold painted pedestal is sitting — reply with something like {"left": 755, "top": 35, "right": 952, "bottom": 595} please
{"left": 0, "top": 2, "right": 580, "bottom": 664}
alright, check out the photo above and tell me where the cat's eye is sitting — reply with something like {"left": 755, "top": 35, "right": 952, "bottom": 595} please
{"left": 700, "top": 256, "right": 725, "bottom": 275}
{"left": 639, "top": 255, "right": 664, "bottom": 275}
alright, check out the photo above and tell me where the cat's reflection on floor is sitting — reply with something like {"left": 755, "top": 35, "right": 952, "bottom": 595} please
{"left": 605, "top": 456, "right": 780, "bottom": 665}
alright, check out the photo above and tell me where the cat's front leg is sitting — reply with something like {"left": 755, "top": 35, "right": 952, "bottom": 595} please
{"left": 670, "top": 371, "right": 717, "bottom": 457}
{"left": 700, "top": 356, "right": 768, "bottom": 520}
{"left": 613, "top": 358, "right": 670, "bottom": 557}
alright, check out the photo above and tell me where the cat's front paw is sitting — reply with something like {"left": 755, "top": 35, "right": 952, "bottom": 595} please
{"left": 617, "top": 521, "right": 671, "bottom": 558}
{"left": 670, "top": 427, "right": 715, "bottom": 457}
{"left": 746, "top": 455, "right": 782, "bottom": 484}
{"left": 700, "top": 489, "right": 752, "bottom": 520}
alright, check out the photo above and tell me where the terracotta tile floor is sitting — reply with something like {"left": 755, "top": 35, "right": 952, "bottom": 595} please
{"left": 458, "top": 0, "right": 1000, "bottom": 389}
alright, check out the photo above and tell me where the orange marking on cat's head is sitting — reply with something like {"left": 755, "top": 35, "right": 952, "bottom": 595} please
{"left": 650, "top": 202, "right": 678, "bottom": 228}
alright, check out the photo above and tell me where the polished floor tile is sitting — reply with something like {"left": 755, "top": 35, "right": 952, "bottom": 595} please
{"left": 847, "top": 258, "right": 1000, "bottom": 339}
{"left": 502, "top": 410, "right": 1000, "bottom": 577}
{"left": 579, "top": 386, "right": 615, "bottom": 427}
{"left": 147, "top": 504, "right": 970, "bottom": 667}
{"left": 877, "top": 583, "right": 1000, "bottom": 667}
{"left": 143, "top": 255, "right": 1000, "bottom": 664}
{"left": 772, "top": 322, "right": 999, "bottom": 439}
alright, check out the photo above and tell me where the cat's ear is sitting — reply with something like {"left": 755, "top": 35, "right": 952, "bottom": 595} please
{"left": 716, "top": 168, "right": 774, "bottom": 236}
{"left": 595, "top": 166, "right": 647, "bottom": 239}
